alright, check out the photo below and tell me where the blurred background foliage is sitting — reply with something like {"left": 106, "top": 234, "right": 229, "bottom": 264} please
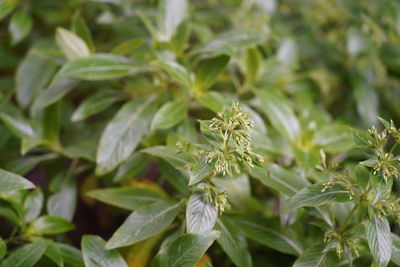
{"left": 1, "top": 0, "right": 400, "bottom": 266}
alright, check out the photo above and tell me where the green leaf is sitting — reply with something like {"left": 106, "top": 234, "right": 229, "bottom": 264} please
{"left": 82, "top": 235, "right": 127, "bottom": 267}
{"left": 352, "top": 78, "right": 378, "bottom": 126}
{"left": 56, "top": 243, "right": 84, "bottom": 267}
{"left": 87, "top": 187, "right": 166, "bottom": 210}
{"left": 151, "top": 100, "right": 188, "bottom": 130}
{"left": 293, "top": 245, "right": 337, "bottom": 267}
{"left": 6, "top": 153, "right": 57, "bottom": 175}
{"left": 111, "top": 38, "right": 145, "bottom": 55}
{"left": 391, "top": 234, "right": 400, "bottom": 266}
{"left": 152, "top": 231, "right": 219, "bottom": 267}
{"left": 141, "top": 146, "right": 190, "bottom": 169}
{"left": 250, "top": 164, "right": 309, "bottom": 196}
{"left": 0, "top": 168, "right": 35, "bottom": 193}
{"left": 196, "top": 91, "right": 225, "bottom": 113}
{"left": 255, "top": 89, "right": 300, "bottom": 141}
{"left": 0, "top": 0, "right": 18, "bottom": 21}
{"left": 71, "top": 90, "right": 125, "bottom": 122}
{"left": 153, "top": 59, "right": 191, "bottom": 88}
{"left": 15, "top": 46, "right": 59, "bottom": 108}
{"left": 313, "top": 124, "right": 354, "bottom": 152}
{"left": 47, "top": 172, "right": 77, "bottom": 221}
{"left": 0, "top": 112, "right": 38, "bottom": 139}
{"left": 96, "top": 96, "right": 157, "bottom": 175}
{"left": 189, "top": 158, "right": 215, "bottom": 186}
{"left": 157, "top": 0, "right": 188, "bottom": 42}
{"left": 0, "top": 237, "right": 6, "bottom": 260}
{"left": 230, "top": 215, "right": 303, "bottom": 255}
{"left": 244, "top": 48, "right": 262, "bottom": 86}
{"left": 292, "top": 146, "right": 320, "bottom": 172}
{"left": 42, "top": 102, "right": 60, "bottom": 148}
{"left": 59, "top": 54, "right": 141, "bottom": 80}
{"left": 286, "top": 184, "right": 350, "bottom": 212}
{"left": 1, "top": 240, "right": 48, "bottom": 267}
{"left": 28, "top": 215, "right": 75, "bottom": 235}
{"left": 194, "top": 55, "right": 230, "bottom": 93}
{"left": 0, "top": 203, "right": 21, "bottom": 225}
{"left": 31, "top": 78, "right": 79, "bottom": 115}
{"left": 106, "top": 201, "right": 181, "bottom": 249}
{"left": 215, "top": 217, "right": 252, "bottom": 267}
{"left": 198, "top": 31, "right": 266, "bottom": 57}
{"left": 159, "top": 160, "right": 189, "bottom": 195}
{"left": 55, "top": 27, "right": 90, "bottom": 60}
{"left": 186, "top": 193, "right": 217, "bottom": 234}
{"left": 114, "top": 152, "right": 150, "bottom": 182}
{"left": 72, "top": 11, "right": 95, "bottom": 52}
{"left": 44, "top": 242, "right": 64, "bottom": 267}
{"left": 23, "top": 188, "right": 43, "bottom": 223}
{"left": 365, "top": 216, "right": 392, "bottom": 267}
{"left": 8, "top": 11, "right": 32, "bottom": 45}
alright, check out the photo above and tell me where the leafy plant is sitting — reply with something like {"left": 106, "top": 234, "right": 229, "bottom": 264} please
{"left": 1, "top": 0, "right": 400, "bottom": 266}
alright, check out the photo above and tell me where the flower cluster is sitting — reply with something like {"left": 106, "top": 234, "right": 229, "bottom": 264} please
{"left": 204, "top": 103, "right": 264, "bottom": 176}
{"left": 363, "top": 123, "right": 400, "bottom": 182}
{"left": 322, "top": 172, "right": 356, "bottom": 200}
{"left": 372, "top": 196, "right": 400, "bottom": 223}
{"left": 324, "top": 230, "right": 360, "bottom": 258}
{"left": 194, "top": 183, "right": 230, "bottom": 214}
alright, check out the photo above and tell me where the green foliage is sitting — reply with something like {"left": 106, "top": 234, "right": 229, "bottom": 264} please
{"left": 1, "top": 0, "right": 400, "bottom": 266}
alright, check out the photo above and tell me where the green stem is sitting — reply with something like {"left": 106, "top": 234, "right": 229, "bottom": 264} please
{"left": 338, "top": 183, "right": 371, "bottom": 233}
{"left": 338, "top": 203, "right": 359, "bottom": 233}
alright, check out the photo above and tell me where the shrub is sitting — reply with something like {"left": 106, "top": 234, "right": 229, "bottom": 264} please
{"left": 1, "top": 0, "right": 400, "bottom": 266}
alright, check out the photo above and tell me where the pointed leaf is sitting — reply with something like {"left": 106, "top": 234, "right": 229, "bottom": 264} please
{"left": 87, "top": 187, "right": 166, "bottom": 210}
{"left": 186, "top": 193, "right": 217, "bottom": 234}
{"left": 293, "top": 245, "right": 337, "bottom": 267}
{"left": 153, "top": 59, "right": 191, "bottom": 87}
{"left": 215, "top": 217, "right": 252, "bottom": 267}
{"left": 286, "top": 184, "right": 350, "bottom": 212}
{"left": 106, "top": 201, "right": 181, "bottom": 249}
{"left": 60, "top": 54, "right": 141, "bottom": 80}
{"left": 82, "top": 235, "right": 127, "bottom": 267}
{"left": 141, "top": 146, "right": 190, "bottom": 169}
{"left": 56, "top": 27, "right": 90, "bottom": 60}
{"left": 230, "top": 215, "right": 302, "bottom": 255}
{"left": 15, "top": 46, "right": 58, "bottom": 107}
{"left": 151, "top": 100, "right": 188, "bottom": 130}
{"left": 157, "top": 0, "right": 188, "bottom": 42}
{"left": 255, "top": 90, "right": 300, "bottom": 141}
{"left": 96, "top": 96, "right": 157, "bottom": 174}
{"left": 56, "top": 243, "right": 84, "bottom": 267}
{"left": 365, "top": 216, "right": 392, "bottom": 267}
{"left": 250, "top": 163, "right": 309, "bottom": 196}
{"left": 23, "top": 188, "right": 43, "bottom": 222}
{"left": 8, "top": 11, "right": 32, "bottom": 45}
{"left": 28, "top": 215, "right": 75, "bottom": 235}
{"left": 71, "top": 90, "right": 125, "bottom": 122}
{"left": 0, "top": 168, "right": 35, "bottom": 193}
{"left": 44, "top": 242, "right": 64, "bottom": 267}
{"left": 196, "top": 91, "right": 225, "bottom": 113}
{"left": 152, "top": 231, "right": 219, "bottom": 267}
{"left": 194, "top": 55, "right": 230, "bottom": 93}
{"left": 189, "top": 158, "right": 215, "bottom": 186}
{"left": 72, "top": 12, "right": 95, "bottom": 52}
{"left": 1, "top": 241, "right": 48, "bottom": 267}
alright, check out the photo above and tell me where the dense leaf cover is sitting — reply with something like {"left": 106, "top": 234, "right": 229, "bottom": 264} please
{"left": 1, "top": 0, "right": 400, "bottom": 266}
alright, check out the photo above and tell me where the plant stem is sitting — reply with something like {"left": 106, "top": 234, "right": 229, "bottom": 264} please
{"left": 338, "top": 203, "right": 359, "bottom": 233}
{"left": 338, "top": 183, "right": 371, "bottom": 233}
